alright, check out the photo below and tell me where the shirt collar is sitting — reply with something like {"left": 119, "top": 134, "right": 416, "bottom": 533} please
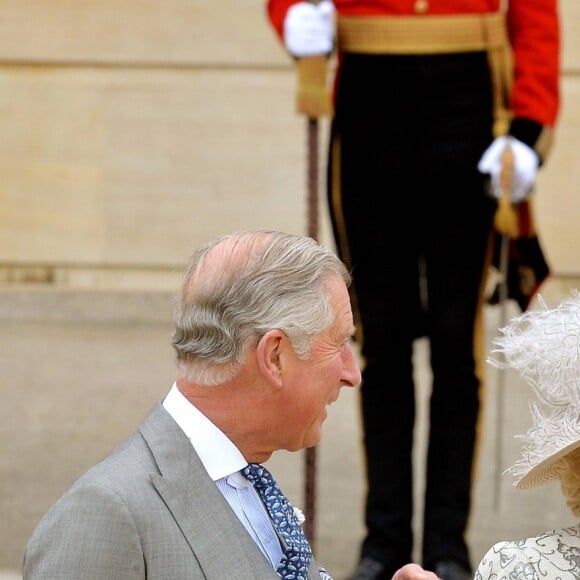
{"left": 162, "top": 382, "right": 248, "bottom": 481}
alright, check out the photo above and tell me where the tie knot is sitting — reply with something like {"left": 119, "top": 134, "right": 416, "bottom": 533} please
{"left": 242, "top": 463, "right": 274, "bottom": 489}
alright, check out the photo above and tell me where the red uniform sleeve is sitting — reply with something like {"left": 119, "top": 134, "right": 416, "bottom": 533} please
{"left": 507, "top": 0, "right": 560, "bottom": 128}
{"left": 267, "top": 0, "right": 301, "bottom": 41}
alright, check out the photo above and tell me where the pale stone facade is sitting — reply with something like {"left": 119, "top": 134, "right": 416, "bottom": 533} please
{"left": 0, "top": 0, "right": 577, "bottom": 288}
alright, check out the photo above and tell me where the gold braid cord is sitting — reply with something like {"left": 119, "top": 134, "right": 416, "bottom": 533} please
{"left": 296, "top": 56, "right": 333, "bottom": 119}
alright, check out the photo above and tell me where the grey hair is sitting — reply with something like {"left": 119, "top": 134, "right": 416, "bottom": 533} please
{"left": 171, "top": 229, "right": 351, "bottom": 386}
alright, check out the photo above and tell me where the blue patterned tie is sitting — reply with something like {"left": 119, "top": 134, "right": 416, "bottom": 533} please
{"left": 242, "top": 463, "right": 313, "bottom": 579}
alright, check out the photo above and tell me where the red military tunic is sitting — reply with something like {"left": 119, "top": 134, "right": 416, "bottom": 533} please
{"left": 267, "top": 0, "right": 560, "bottom": 151}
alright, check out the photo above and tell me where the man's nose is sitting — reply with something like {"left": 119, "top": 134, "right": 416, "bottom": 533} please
{"left": 342, "top": 345, "right": 362, "bottom": 388}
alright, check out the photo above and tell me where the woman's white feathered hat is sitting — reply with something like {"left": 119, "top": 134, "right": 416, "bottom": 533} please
{"left": 488, "top": 289, "right": 580, "bottom": 489}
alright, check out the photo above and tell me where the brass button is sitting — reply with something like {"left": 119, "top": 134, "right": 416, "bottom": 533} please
{"left": 414, "top": 0, "right": 429, "bottom": 13}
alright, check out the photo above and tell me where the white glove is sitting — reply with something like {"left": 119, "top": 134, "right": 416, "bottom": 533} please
{"left": 478, "top": 135, "right": 539, "bottom": 203}
{"left": 283, "top": 1, "right": 335, "bottom": 58}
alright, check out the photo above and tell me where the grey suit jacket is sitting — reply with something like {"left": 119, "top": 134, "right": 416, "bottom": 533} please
{"left": 23, "top": 402, "right": 324, "bottom": 579}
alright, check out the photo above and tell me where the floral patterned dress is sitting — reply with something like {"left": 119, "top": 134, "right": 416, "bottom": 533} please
{"left": 475, "top": 525, "right": 580, "bottom": 580}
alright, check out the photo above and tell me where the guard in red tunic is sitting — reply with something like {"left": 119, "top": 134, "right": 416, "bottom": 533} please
{"left": 266, "top": 2, "right": 560, "bottom": 579}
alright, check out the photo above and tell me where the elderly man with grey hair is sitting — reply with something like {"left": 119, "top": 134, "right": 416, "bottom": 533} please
{"left": 23, "top": 229, "right": 438, "bottom": 580}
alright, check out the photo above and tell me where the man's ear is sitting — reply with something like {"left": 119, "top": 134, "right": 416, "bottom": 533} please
{"left": 256, "top": 329, "right": 286, "bottom": 387}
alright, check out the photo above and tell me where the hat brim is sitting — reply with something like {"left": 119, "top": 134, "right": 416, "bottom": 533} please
{"left": 516, "top": 439, "right": 580, "bottom": 489}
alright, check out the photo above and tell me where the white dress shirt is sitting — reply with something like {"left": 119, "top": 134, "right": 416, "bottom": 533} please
{"left": 163, "top": 383, "right": 284, "bottom": 569}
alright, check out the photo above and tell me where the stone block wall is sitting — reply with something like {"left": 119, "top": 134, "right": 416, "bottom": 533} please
{"left": 0, "top": 0, "right": 577, "bottom": 282}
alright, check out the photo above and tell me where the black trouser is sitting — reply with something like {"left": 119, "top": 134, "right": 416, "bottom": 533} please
{"left": 327, "top": 51, "right": 497, "bottom": 577}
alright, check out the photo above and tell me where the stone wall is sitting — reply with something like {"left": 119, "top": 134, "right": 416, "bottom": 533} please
{"left": 0, "top": 1, "right": 577, "bottom": 286}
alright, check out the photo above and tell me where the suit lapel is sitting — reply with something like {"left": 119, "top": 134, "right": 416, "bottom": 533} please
{"left": 139, "top": 404, "right": 277, "bottom": 579}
